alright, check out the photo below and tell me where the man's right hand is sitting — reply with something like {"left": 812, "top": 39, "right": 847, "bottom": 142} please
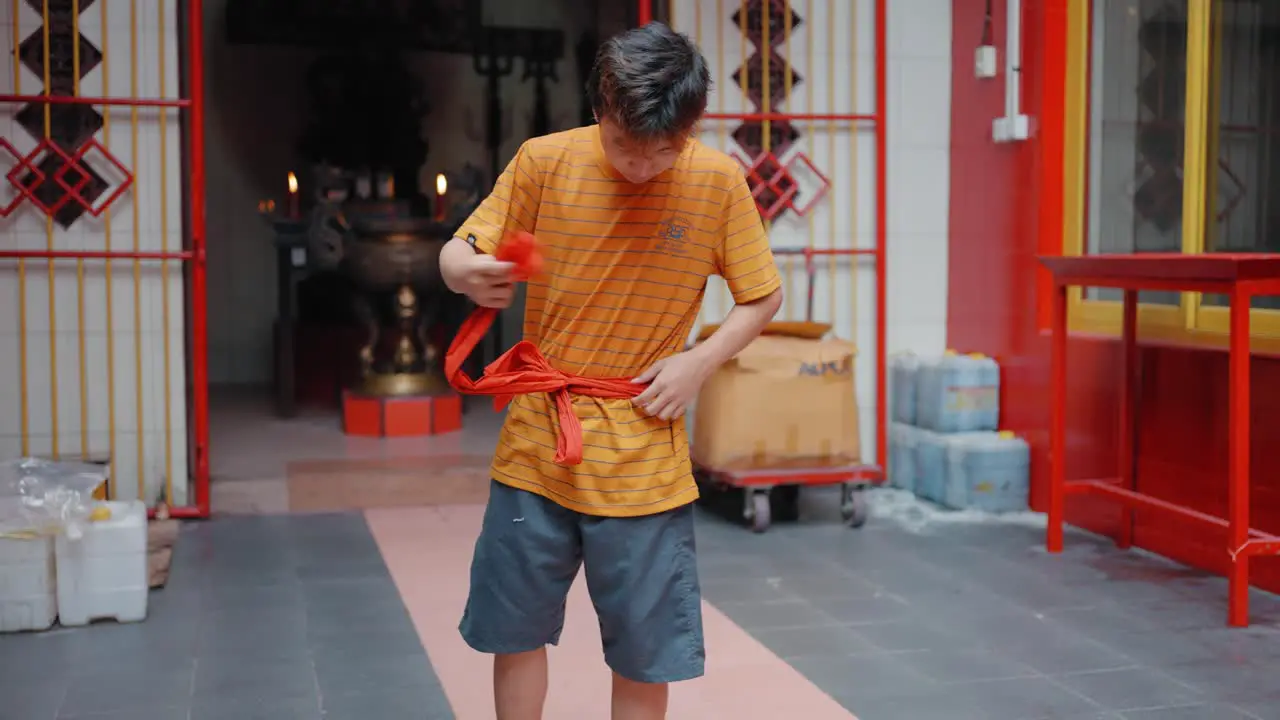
{"left": 450, "top": 251, "right": 517, "bottom": 308}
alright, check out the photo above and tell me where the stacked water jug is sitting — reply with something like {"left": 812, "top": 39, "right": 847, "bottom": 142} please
{"left": 888, "top": 351, "right": 1030, "bottom": 513}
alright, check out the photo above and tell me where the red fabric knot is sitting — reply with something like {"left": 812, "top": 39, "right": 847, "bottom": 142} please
{"left": 444, "top": 232, "right": 644, "bottom": 465}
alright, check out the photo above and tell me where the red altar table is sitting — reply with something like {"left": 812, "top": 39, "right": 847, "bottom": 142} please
{"left": 1040, "top": 253, "right": 1280, "bottom": 627}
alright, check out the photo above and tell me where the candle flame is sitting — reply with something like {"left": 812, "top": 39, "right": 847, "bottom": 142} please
{"left": 287, "top": 172, "right": 298, "bottom": 194}
{"left": 436, "top": 173, "right": 447, "bottom": 195}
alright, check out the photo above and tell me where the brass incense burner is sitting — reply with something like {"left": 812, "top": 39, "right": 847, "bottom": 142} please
{"left": 306, "top": 201, "right": 450, "bottom": 397}
{"left": 343, "top": 213, "right": 449, "bottom": 396}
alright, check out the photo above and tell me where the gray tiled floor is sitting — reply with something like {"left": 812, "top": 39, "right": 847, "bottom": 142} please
{"left": 4, "top": 490, "right": 1280, "bottom": 719}
{"left": 695, "top": 487, "right": 1280, "bottom": 720}
{"left": 0, "top": 513, "right": 451, "bottom": 720}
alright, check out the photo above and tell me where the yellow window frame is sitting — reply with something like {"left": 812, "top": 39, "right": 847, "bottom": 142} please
{"left": 1062, "top": 0, "right": 1280, "bottom": 352}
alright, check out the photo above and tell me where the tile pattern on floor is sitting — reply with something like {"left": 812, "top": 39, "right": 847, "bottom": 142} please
{"left": 5, "top": 486, "right": 1280, "bottom": 719}
{"left": 694, "top": 487, "right": 1280, "bottom": 720}
{"left": 0, "top": 513, "right": 451, "bottom": 720}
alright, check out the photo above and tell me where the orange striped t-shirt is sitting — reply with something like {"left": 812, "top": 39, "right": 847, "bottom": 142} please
{"left": 456, "top": 125, "right": 781, "bottom": 517}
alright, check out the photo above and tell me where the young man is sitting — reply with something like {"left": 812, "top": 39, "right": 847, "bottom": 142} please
{"left": 439, "top": 22, "right": 783, "bottom": 720}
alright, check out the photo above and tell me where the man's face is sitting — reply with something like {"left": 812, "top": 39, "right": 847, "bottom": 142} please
{"left": 598, "top": 118, "right": 687, "bottom": 184}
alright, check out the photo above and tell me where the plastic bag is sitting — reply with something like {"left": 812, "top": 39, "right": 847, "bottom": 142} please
{"left": 0, "top": 457, "right": 108, "bottom": 540}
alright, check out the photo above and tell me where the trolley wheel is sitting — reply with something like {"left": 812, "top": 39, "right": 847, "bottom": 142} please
{"left": 748, "top": 492, "right": 771, "bottom": 533}
{"left": 841, "top": 485, "right": 870, "bottom": 529}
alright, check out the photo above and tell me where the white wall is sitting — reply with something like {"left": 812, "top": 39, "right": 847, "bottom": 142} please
{"left": 0, "top": 1, "right": 188, "bottom": 504}
{"left": 670, "top": 0, "right": 952, "bottom": 464}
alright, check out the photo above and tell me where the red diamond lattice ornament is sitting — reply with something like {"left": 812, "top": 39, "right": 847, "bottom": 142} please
{"left": 56, "top": 138, "right": 134, "bottom": 218}
{"left": 0, "top": 136, "right": 133, "bottom": 220}
{"left": 739, "top": 151, "right": 798, "bottom": 222}
{"left": 785, "top": 152, "right": 832, "bottom": 217}
{"left": 735, "top": 150, "right": 833, "bottom": 221}
{"left": 0, "top": 137, "right": 42, "bottom": 216}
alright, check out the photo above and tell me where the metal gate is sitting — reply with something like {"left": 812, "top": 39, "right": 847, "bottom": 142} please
{"left": 642, "top": 0, "right": 888, "bottom": 468}
{"left": 0, "top": 0, "right": 209, "bottom": 517}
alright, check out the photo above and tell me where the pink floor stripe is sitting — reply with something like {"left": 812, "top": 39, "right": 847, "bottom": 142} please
{"left": 366, "top": 506, "right": 856, "bottom": 719}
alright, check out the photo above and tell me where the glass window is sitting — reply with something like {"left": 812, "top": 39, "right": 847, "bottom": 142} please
{"left": 1201, "top": 1, "right": 1280, "bottom": 309}
{"left": 1086, "top": 0, "right": 1188, "bottom": 304}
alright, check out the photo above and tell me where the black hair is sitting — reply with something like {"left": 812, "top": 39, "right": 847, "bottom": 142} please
{"left": 587, "top": 22, "right": 712, "bottom": 142}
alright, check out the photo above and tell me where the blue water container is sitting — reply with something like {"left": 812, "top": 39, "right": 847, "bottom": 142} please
{"left": 890, "top": 354, "right": 919, "bottom": 425}
{"left": 915, "top": 352, "right": 1000, "bottom": 433}
{"left": 889, "top": 422, "right": 920, "bottom": 492}
{"left": 913, "top": 429, "right": 948, "bottom": 504}
{"left": 973, "top": 354, "right": 1002, "bottom": 432}
{"left": 943, "top": 431, "right": 1031, "bottom": 513}
{"left": 913, "top": 357, "right": 941, "bottom": 432}
{"left": 915, "top": 430, "right": 989, "bottom": 505}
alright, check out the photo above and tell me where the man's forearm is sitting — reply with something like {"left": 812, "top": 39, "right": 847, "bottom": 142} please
{"left": 440, "top": 236, "right": 478, "bottom": 294}
{"left": 689, "top": 287, "right": 783, "bottom": 368}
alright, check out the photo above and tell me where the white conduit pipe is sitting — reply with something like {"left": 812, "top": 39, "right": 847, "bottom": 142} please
{"left": 993, "top": 0, "right": 1032, "bottom": 143}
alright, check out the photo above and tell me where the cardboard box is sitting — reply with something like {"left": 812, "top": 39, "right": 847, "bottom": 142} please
{"left": 691, "top": 323, "right": 860, "bottom": 471}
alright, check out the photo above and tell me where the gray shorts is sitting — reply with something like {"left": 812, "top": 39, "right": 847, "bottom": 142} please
{"left": 459, "top": 480, "right": 705, "bottom": 684}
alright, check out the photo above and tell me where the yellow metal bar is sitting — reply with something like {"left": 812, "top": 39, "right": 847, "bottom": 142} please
{"left": 1190, "top": 0, "right": 1223, "bottom": 325}
{"left": 693, "top": 0, "right": 702, "bottom": 80}
{"left": 761, "top": 4, "right": 771, "bottom": 165}
{"left": 74, "top": 0, "right": 87, "bottom": 460}
{"left": 159, "top": 0, "right": 174, "bottom": 504}
{"left": 131, "top": 0, "right": 145, "bottom": 502}
{"left": 805, "top": 0, "right": 817, "bottom": 322}
{"left": 732, "top": 0, "right": 748, "bottom": 315}
{"left": 760, "top": 0, "right": 777, "bottom": 322}
{"left": 848, "top": 0, "right": 859, "bottom": 334}
{"left": 827, "top": 0, "right": 836, "bottom": 322}
{"left": 42, "top": 0, "right": 59, "bottom": 458}
{"left": 715, "top": 0, "right": 728, "bottom": 317}
{"left": 761, "top": 7, "right": 771, "bottom": 153}
{"left": 782, "top": 0, "right": 795, "bottom": 320}
{"left": 13, "top": 0, "right": 29, "bottom": 457}
{"left": 1062, "top": 0, "right": 1088, "bottom": 332}
{"left": 1202, "top": 0, "right": 1222, "bottom": 256}
{"left": 1192, "top": 0, "right": 1237, "bottom": 335}
{"left": 1180, "top": 0, "right": 1211, "bottom": 330}
{"left": 102, "top": 0, "right": 117, "bottom": 497}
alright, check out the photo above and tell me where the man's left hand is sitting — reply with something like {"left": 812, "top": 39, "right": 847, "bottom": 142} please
{"left": 631, "top": 351, "right": 714, "bottom": 421}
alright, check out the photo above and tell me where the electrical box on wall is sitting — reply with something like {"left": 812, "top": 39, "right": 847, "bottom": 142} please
{"left": 975, "top": 46, "right": 998, "bottom": 79}
{"left": 992, "top": 115, "right": 1032, "bottom": 143}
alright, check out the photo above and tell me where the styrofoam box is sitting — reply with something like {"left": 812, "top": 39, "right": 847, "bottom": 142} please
{"left": 55, "top": 500, "right": 149, "bottom": 626}
{"left": 0, "top": 533, "right": 57, "bottom": 633}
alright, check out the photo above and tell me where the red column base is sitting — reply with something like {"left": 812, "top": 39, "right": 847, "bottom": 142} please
{"left": 342, "top": 390, "right": 463, "bottom": 437}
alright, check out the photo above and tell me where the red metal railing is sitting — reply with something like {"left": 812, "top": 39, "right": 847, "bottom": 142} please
{"left": 640, "top": 0, "right": 889, "bottom": 473}
{"left": 0, "top": 94, "right": 191, "bottom": 108}
{"left": 188, "top": 0, "right": 212, "bottom": 520}
{"left": 0, "top": 0, "right": 209, "bottom": 519}
{"left": 704, "top": 112, "right": 877, "bottom": 122}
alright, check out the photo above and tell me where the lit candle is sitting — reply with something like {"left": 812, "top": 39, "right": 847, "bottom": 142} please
{"left": 287, "top": 172, "right": 299, "bottom": 219}
{"left": 435, "top": 172, "right": 448, "bottom": 222}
